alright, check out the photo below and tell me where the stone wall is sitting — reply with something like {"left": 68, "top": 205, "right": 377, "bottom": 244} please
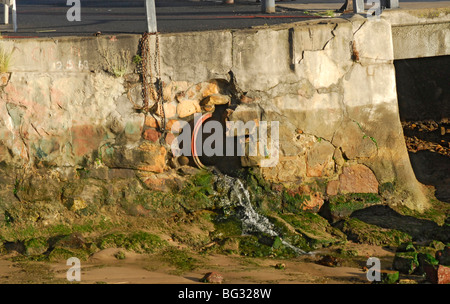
{"left": 0, "top": 15, "right": 434, "bottom": 225}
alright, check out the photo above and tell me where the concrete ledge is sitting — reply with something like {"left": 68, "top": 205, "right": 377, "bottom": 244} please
{"left": 392, "top": 21, "right": 450, "bottom": 59}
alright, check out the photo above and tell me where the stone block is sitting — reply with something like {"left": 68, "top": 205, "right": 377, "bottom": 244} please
{"left": 144, "top": 115, "right": 161, "bottom": 129}
{"left": 338, "top": 164, "right": 379, "bottom": 194}
{"left": 306, "top": 140, "right": 335, "bottom": 177}
{"left": 332, "top": 120, "right": 378, "bottom": 159}
{"left": 156, "top": 102, "right": 178, "bottom": 119}
{"left": 228, "top": 103, "right": 262, "bottom": 123}
{"left": 143, "top": 128, "right": 161, "bottom": 142}
{"left": 200, "top": 94, "right": 230, "bottom": 106}
{"left": 139, "top": 171, "right": 185, "bottom": 192}
{"left": 177, "top": 100, "right": 201, "bottom": 118}
{"left": 326, "top": 180, "right": 339, "bottom": 196}
{"left": 102, "top": 143, "right": 167, "bottom": 173}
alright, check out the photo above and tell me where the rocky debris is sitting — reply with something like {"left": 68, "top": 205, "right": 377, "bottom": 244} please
{"left": 402, "top": 120, "right": 450, "bottom": 157}
{"left": 200, "top": 272, "right": 224, "bottom": 284}
{"left": 316, "top": 255, "right": 341, "bottom": 267}
{"left": 398, "top": 279, "right": 418, "bottom": 284}
{"left": 393, "top": 242, "right": 450, "bottom": 284}
{"left": 275, "top": 263, "right": 286, "bottom": 270}
{"left": 393, "top": 252, "right": 419, "bottom": 275}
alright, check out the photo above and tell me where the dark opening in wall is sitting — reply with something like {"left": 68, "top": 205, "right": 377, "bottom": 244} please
{"left": 394, "top": 55, "right": 450, "bottom": 203}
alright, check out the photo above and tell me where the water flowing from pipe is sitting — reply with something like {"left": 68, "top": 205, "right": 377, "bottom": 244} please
{"left": 215, "top": 173, "right": 308, "bottom": 256}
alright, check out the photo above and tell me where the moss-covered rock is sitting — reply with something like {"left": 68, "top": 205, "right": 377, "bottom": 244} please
{"left": 428, "top": 240, "right": 446, "bottom": 251}
{"left": 212, "top": 216, "right": 243, "bottom": 241}
{"left": 238, "top": 235, "right": 274, "bottom": 257}
{"left": 97, "top": 231, "right": 167, "bottom": 254}
{"left": 375, "top": 270, "right": 400, "bottom": 284}
{"left": 335, "top": 218, "right": 412, "bottom": 247}
{"left": 436, "top": 246, "right": 450, "bottom": 266}
{"left": 393, "top": 252, "right": 419, "bottom": 274}
{"left": 417, "top": 253, "right": 439, "bottom": 275}
{"left": 279, "top": 212, "right": 345, "bottom": 249}
{"left": 48, "top": 247, "right": 91, "bottom": 262}
{"left": 397, "top": 241, "right": 416, "bottom": 253}
{"left": 24, "top": 237, "right": 48, "bottom": 256}
{"left": 321, "top": 193, "right": 382, "bottom": 223}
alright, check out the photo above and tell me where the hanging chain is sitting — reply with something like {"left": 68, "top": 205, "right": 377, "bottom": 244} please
{"left": 140, "top": 31, "right": 166, "bottom": 144}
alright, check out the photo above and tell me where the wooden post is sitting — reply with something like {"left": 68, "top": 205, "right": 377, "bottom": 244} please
{"left": 145, "top": 0, "right": 157, "bottom": 33}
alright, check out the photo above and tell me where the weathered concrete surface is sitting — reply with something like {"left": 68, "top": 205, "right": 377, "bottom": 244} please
{"left": 383, "top": 8, "right": 450, "bottom": 59}
{"left": 1, "top": 9, "right": 447, "bottom": 222}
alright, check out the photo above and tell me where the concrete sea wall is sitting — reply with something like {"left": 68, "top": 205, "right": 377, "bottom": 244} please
{"left": 1, "top": 12, "right": 447, "bottom": 225}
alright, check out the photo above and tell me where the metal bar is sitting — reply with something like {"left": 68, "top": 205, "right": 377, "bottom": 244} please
{"left": 12, "top": 0, "right": 16, "bottom": 32}
{"left": 387, "top": 0, "right": 399, "bottom": 8}
{"left": 145, "top": 0, "right": 157, "bottom": 33}
{"left": 4, "top": 4, "right": 8, "bottom": 25}
{"left": 353, "top": 0, "right": 365, "bottom": 13}
{"left": 261, "top": 0, "right": 275, "bottom": 14}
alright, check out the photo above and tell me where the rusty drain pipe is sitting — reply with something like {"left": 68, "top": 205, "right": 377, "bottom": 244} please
{"left": 191, "top": 113, "right": 213, "bottom": 170}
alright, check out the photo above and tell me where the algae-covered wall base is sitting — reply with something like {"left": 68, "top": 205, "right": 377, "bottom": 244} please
{"left": 1, "top": 12, "right": 447, "bottom": 231}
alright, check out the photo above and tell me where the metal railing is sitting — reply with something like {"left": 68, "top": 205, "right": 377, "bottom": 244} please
{"left": 1, "top": 0, "right": 17, "bottom": 32}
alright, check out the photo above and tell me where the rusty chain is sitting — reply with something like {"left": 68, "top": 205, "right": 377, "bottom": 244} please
{"left": 140, "top": 31, "right": 166, "bottom": 144}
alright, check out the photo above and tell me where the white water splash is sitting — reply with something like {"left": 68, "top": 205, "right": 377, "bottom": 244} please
{"left": 217, "top": 174, "right": 307, "bottom": 256}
